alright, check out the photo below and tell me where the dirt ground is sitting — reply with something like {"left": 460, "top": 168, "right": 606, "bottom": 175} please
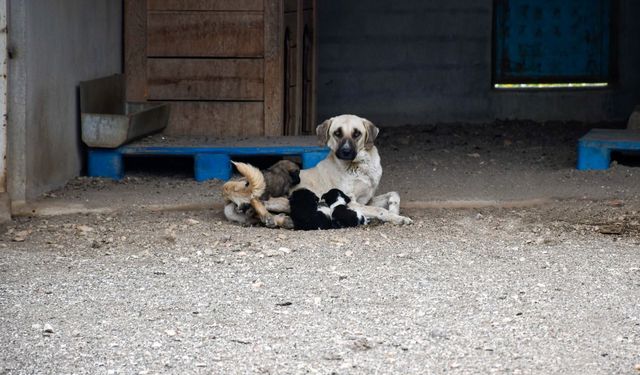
{"left": 1, "top": 122, "right": 640, "bottom": 374}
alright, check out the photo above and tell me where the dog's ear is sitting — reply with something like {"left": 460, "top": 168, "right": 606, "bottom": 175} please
{"left": 363, "top": 119, "right": 379, "bottom": 150}
{"left": 316, "top": 118, "right": 333, "bottom": 145}
{"left": 342, "top": 193, "right": 351, "bottom": 204}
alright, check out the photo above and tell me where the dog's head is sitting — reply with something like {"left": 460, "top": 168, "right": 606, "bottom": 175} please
{"left": 268, "top": 160, "right": 300, "bottom": 175}
{"left": 321, "top": 188, "right": 351, "bottom": 207}
{"left": 316, "top": 114, "right": 380, "bottom": 161}
{"left": 268, "top": 160, "right": 300, "bottom": 185}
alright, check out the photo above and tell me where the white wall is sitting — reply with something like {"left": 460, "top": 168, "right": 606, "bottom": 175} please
{"left": 7, "top": 0, "right": 122, "bottom": 201}
{"left": 0, "top": 0, "right": 7, "bottom": 193}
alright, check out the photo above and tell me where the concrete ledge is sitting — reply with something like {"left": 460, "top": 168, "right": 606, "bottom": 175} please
{"left": 11, "top": 198, "right": 555, "bottom": 218}
{"left": 0, "top": 193, "right": 11, "bottom": 222}
{"left": 11, "top": 201, "right": 115, "bottom": 217}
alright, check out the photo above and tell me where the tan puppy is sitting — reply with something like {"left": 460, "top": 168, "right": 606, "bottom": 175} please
{"left": 222, "top": 161, "right": 295, "bottom": 227}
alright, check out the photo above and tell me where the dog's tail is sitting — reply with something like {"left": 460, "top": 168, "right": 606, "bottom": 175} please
{"left": 232, "top": 161, "right": 266, "bottom": 199}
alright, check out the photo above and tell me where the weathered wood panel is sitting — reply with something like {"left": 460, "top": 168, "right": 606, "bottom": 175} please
{"left": 284, "top": 0, "right": 296, "bottom": 13}
{"left": 302, "top": 6, "right": 316, "bottom": 133}
{"left": 147, "top": 58, "right": 264, "bottom": 100}
{"left": 263, "top": 0, "right": 284, "bottom": 136}
{"left": 147, "top": 12, "right": 264, "bottom": 57}
{"left": 303, "top": 0, "right": 312, "bottom": 10}
{"left": 285, "top": 0, "right": 312, "bottom": 13}
{"left": 148, "top": 0, "right": 263, "bottom": 11}
{"left": 164, "top": 101, "right": 264, "bottom": 136}
{"left": 293, "top": 0, "right": 304, "bottom": 135}
{"left": 284, "top": 12, "right": 297, "bottom": 86}
{"left": 125, "top": 0, "right": 147, "bottom": 101}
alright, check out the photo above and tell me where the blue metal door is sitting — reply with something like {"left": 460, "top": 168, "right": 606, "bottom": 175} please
{"left": 494, "top": 0, "right": 612, "bottom": 84}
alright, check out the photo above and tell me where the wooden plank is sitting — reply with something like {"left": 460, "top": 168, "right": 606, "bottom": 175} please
{"left": 164, "top": 101, "right": 264, "bottom": 137}
{"left": 284, "top": 0, "right": 296, "bottom": 13}
{"left": 148, "top": 0, "right": 263, "bottom": 11}
{"left": 125, "top": 0, "right": 147, "bottom": 101}
{"left": 293, "top": 0, "right": 303, "bottom": 136}
{"left": 285, "top": 0, "right": 311, "bottom": 12}
{"left": 303, "top": 4, "right": 316, "bottom": 133}
{"left": 284, "top": 12, "right": 297, "bottom": 86}
{"left": 147, "top": 58, "right": 264, "bottom": 100}
{"left": 147, "top": 12, "right": 264, "bottom": 57}
{"left": 263, "top": 0, "right": 284, "bottom": 136}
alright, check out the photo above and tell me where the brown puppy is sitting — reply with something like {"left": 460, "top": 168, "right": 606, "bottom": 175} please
{"left": 261, "top": 160, "right": 300, "bottom": 200}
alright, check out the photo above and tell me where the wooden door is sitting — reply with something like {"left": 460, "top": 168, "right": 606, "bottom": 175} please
{"left": 283, "top": 0, "right": 316, "bottom": 135}
{"left": 124, "top": 0, "right": 287, "bottom": 137}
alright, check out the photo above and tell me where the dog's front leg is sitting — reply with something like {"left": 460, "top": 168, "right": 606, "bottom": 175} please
{"left": 249, "top": 198, "right": 277, "bottom": 228}
{"left": 350, "top": 201, "right": 412, "bottom": 225}
{"left": 264, "top": 197, "right": 290, "bottom": 213}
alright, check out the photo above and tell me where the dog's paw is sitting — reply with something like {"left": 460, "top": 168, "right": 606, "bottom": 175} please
{"left": 263, "top": 214, "right": 278, "bottom": 228}
{"left": 400, "top": 216, "right": 413, "bottom": 225}
{"left": 389, "top": 214, "right": 413, "bottom": 225}
{"left": 273, "top": 214, "right": 294, "bottom": 229}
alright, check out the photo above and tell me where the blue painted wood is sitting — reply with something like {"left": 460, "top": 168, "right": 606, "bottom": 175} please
{"left": 87, "top": 144, "right": 330, "bottom": 181}
{"left": 577, "top": 146, "right": 611, "bottom": 170}
{"left": 301, "top": 151, "right": 330, "bottom": 169}
{"left": 120, "top": 145, "right": 329, "bottom": 156}
{"left": 494, "top": 0, "right": 611, "bottom": 83}
{"left": 88, "top": 149, "right": 124, "bottom": 179}
{"left": 577, "top": 129, "right": 640, "bottom": 170}
{"left": 194, "top": 154, "right": 231, "bottom": 182}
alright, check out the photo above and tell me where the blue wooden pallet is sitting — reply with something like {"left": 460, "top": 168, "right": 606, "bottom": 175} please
{"left": 577, "top": 129, "right": 640, "bottom": 170}
{"left": 88, "top": 136, "right": 330, "bottom": 181}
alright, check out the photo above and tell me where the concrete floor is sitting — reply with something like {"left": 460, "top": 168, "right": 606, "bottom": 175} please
{"left": 1, "top": 122, "right": 639, "bottom": 374}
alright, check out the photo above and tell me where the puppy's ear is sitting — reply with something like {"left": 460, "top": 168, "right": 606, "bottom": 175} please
{"left": 342, "top": 193, "right": 351, "bottom": 204}
{"left": 363, "top": 119, "right": 379, "bottom": 150}
{"left": 316, "top": 118, "right": 333, "bottom": 145}
{"left": 289, "top": 170, "right": 300, "bottom": 186}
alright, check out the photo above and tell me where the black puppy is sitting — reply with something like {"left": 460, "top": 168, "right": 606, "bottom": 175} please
{"left": 321, "top": 189, "right": 367, "bottom": 228}
{"left": 288, "top": 189, "right": 333, "bottom": 230}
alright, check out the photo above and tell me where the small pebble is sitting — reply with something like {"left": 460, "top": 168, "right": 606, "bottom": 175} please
{"left": 165, "top": 329, "right": 176, "bottom": 337}
{"left": 278, "top": 247, "right": 292, "bottom": 254}
{"left": 43, "top": 324, "right": 54, "bottom": 336}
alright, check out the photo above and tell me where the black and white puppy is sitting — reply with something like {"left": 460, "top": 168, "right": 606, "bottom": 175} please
{"left": 321, "top": 189, "right": 367, "bottom": 228}
{"left": 289, "top": 188, "right": 367, "bottom": 230}
{"left": 288, "top": 188, "right": 333, "bottom": 230}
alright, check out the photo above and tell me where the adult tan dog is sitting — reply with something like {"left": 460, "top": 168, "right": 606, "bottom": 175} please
{"left": 264, "top": 114, "right": 412, "bottom": 225}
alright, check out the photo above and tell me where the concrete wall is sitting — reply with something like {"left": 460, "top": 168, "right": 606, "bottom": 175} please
{"left": 7, "top": 1, "right": 122, "bottom": 201}
{"left": 317, "top": 0, "right": 640, "bottom": 126}
{"left": 0, "top": 0, "right": 7, "bottom": 193}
